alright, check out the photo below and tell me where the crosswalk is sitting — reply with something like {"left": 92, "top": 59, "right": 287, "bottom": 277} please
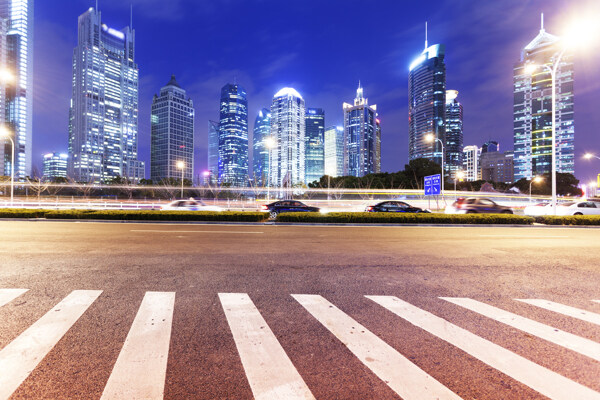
{"left": 1, "top": 289, "right": 600, "bottom": 399}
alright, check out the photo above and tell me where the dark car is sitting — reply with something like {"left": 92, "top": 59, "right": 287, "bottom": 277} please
{"left": 365, "top": 201, "right": 430, "bottom": 213}
{"left": 446, "top": 197, "right": 513, "bottom": 214}
{"left": 261, "top": 200, "right": 320, "bottom": 218}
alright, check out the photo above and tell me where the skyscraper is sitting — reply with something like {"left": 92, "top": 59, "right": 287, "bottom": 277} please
{"left": 324, "top": 126, "right": 344, "bottom": 177}
{"left": 269, "top": 87, "right": 305, "bottom": 187}
{"left": 252, "top": 108, "right": 271, "bottom": 185}
{"left": 445, "top": 90, "right": 463, "bottom": 178}
{"left": 207, "top": 120, "right": 219, "bottom": 184}
{"left": 408, "top": 43, "right": 446, "bottom": 168}
{"left": 218, "top": 83, "right": 248, "bottom": 186}
{"left": 343, "top": 83, "right": 379, "bottom": 177}
{"left": 42, "top": 152, "right": 68, "bottom": 181}
{"left": 513, "top": 16, "right": 574, "bottom": 180}
{"left": 462, "top": 145, "right": 481, "bottom": 182}
{"left": 305, "top": 108, "right": 325, "bottom": 184}
{"left": 0, "top": 0, "right": 34, "bottom": 180}
{"left": 150, "top": 75, "right": 194, "bottom": 183}
{"left": 68, "top": 7, "right": 144, "bottom": 183}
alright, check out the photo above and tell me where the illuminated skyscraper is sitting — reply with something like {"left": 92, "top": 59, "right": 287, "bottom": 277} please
{"left": 269, "top": 87, "right": 305, "bottom": 187}
{"left": 207, "top": 120, "right": 219, "bottom": 184}
{"left": 305, "top": 108, "right": 325, "bottom": 184}
{"left": 324, "top": 126, "right": 343, "bottom": 177}
{"left": 462, "top": 145, "right": 481, "bottom": 182}
{"left": 343, "top": 83, "right": 378, "bottom": 177}
{"left": 0, "top": 0, "right": 34, "bottom": 180}
{"left": 42, "top": 152, "right": 68, "bottom": 181}
{"left": 150, "top": 75, "right": 194, "bottom": 183}
{"left": 68, "top": 7, "right": 144, "bottom": 183}
{"left": 513, "top": 16, "right": 574, "bottom": 180}
{"left": 445, "top": 90, "right": 463, "bottom": 178}
{"left": 218, "top": 83, "right": 248, "bottom": 186}
{"left": 252, "top": 108, "right": 271, "bottom": 185}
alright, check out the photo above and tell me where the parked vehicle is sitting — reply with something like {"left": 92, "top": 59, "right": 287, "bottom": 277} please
{"left": 260, "top": 200, "right": 320, "bottom": 218}
{"left": 161, "top": 199, "right": 223, "bottom": 212}
{"left": 445, "top": 197, "right": 513, "bottom": 214}
{"left": 556, "top": 201, "right": 600, "bottom": 216}
{"left": 365, "top": 201, "right": 429, "bottom": 213}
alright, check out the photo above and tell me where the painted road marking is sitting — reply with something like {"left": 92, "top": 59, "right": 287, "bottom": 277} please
{"left": 593, "top": 300, "right": 600, "bottom": 305}
{"left": 367, "top": 296, "right": 600, "bottom": 400}
{"left": 478, "top": 235, "right": 569, "bottom": 238}
{"left": 293, "top": 294, "right": 461, "bottom": 400}
{"left": 516, "top": 299, "right": 600, "bottom": 326}
{"left": 0, "top": 290, "right": 102, "bottom": 400}
{"left": 130, "top": 229, "right": 263, "bottom": 234}
{"left": 0, "top": 289, "right": 28, "bottom": 307}
{"left": 101, "top": 292, "right": 175, "bottom": 400}
{"left": 220, "top": 293, "right": 315, "bottom": 400}
{"left": 441, "top": 297, "right": 600, "bottom": 362}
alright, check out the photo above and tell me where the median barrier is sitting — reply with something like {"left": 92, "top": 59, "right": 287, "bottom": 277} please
{"left": 535, "top": 215, "right": 600, "bottom": 225}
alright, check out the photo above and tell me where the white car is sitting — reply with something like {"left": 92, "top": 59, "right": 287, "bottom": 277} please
{"left": 556, "top": 201, "right": 600, "bottom": 216}
{"left": 161, "top": 199, "right": 223, "bottom": 212}
{"left": 523, "top": 202, "right": 552, "bottom": 216}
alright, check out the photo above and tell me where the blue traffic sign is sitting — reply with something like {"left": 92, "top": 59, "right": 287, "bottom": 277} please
{"left": 424, "top": 174, "right": 441, "bottom": 196}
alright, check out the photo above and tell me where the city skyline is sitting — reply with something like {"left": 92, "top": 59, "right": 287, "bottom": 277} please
{"left": 29, "top": 1, "right": 600, "bottom": 185}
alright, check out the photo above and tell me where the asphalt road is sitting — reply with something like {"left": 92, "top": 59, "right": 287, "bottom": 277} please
{"left": 1, "top": 221, "right": 600, "bottom": 400}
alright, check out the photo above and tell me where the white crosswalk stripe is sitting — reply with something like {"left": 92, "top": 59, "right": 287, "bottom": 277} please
{"left": 100, "top": 291, "right": 175, "bottom": 400}
{"left": 0, "top": 290, "right": 102, "bottom": 400}
{"left": 220, "top": 293, "right": 315, "bottom": 400}
{"left": 293, "top": 294, "right": 461, "bottom": 400}
{"left": 516, "top": 299, "right": 600, "bottom": 326}
{"left": 367, "top": 295, "right": 600, "bottom": 400}
{"left": 0, "top": 288, "right": 28, "bottom": 307}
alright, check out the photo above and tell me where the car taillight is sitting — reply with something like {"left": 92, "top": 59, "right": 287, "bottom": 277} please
{"left": 366, "top": 206, "right": 373, "bottom": 211}
{"left": 260, "top": 205, "right": 268, "bottom": 211}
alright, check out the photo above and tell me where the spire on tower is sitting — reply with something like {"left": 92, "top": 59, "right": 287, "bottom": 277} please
{"left": 425, "top": 21, "right": 428, "bottom": 50}
{"left": 540, "top": 13, "right": 544, "bottom": 32}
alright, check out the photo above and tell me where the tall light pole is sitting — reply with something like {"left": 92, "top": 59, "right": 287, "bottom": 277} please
{"left": 176, "top": 161, "right": 185, "bottom": 198}
{"left": 0, "top": 126, "right": 14, "bottom": 205}
{"left": 425, "top": 133, "right": 444, "bottom": 196}
{"left": 454, "top": 170, "right": 464, "bottom": 199}
{"left": 583, "top": 153, "right": 600, "bottom": 161}
{"left": 529, "top": 176, "right": 544, "bottom": 202}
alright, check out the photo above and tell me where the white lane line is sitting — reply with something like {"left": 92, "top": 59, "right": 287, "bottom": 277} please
{"left": 0, "top": 290, "right": 102, "bottom": 400}
{"left": 101, "top": 292, "right": 175, "bottom": 400}
{"left": 220, "top": 293, "right": 315, "bottom": 400}
{"left": 0, "top": 289, "right": 28, "bottom": 307}
{"left": 130, "top": 229, "right": 263, "bottom": 234}
{"left": 293, "top": 294, "right": 461, "bottom": 400}
{"left": 441, "top": 297, "right": 600, "bottom": 362}
{"left": 593, "top": 300, "right": 600, "bottom": 305}
{"left": 516, "top": 299, "right": 600, "bottom": 326}
{"left": 478, "top": 235, "right": 569, "bottom": 238}
{"left": 367, "top": 296, "right": 600, "bottom": 400}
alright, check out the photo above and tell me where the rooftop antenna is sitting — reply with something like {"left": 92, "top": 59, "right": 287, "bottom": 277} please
{"left": 130, "top": 4, "right": 133, "bottom": 30}
{"left": 95, "top": 0, "right": 98, "bottom": 11}
{"left": 540, "top": 13, "right": 544, "bottom": 32}
{"left": 425, "top": 21, "right": 428, "bottom": 50}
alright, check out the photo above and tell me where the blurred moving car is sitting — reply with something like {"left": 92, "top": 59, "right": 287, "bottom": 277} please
{"left": 556, "top": 201, "right": 600, "bottom": 216}
{"left": 260, "top": 200, "right": 320, "bottom": 218}
{"left": 445, "top": 197, "right": 513, "bottom": 214}
{"left": 365, "top": 201, "right": 430, "bottom": 213}
{"left": 523, "top": 202, "right": 551, "bottom": 216}
{"left": 161, "top": 199, "right": 223, "bottom": 212}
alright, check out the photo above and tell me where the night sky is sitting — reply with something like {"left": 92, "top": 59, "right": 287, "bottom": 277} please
{"left": 33, "top": 0, "right": 600, "bottom": 184}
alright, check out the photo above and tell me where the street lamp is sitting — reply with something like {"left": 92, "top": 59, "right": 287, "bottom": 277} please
{"left": 176, "top": 161, "right": 185, "bottom": 198}
{"left": 529, "top": 176, "right": 544, "bottom": 202}
{"left": 0, "top": 126, "right": 14, "bottom": 205}
{"left": 265, "top": 137, "right": 276, "bottom": 201}
{"left": 584, "top": 153, "right": 600, "bottom": 161}
{"left": 425, "top": 133, "right": 444, "bottom": 196}
{"left": 454, "top": 171, "right": 465, "bottom": 198}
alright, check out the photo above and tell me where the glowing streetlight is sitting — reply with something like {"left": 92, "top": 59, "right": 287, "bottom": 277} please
{"left": 176, "top": 161, "right": 185, "bottom": 198}
{"left": 0, "top": 69, "right": 13, "bottom": 84}
{"left": 0, "top": 126, "right": 14, "bottom": 205}
{"left": 584, "top": 153, "right": 600, "bottom": 161}
{"left": 425, "top": 133, "right": 444, "bottom": 196}
{"left": 529, "top": 176, "right": 544, "bottom": 202}
{"left": 454, "top": 170, "right": 465, "bottom": 197}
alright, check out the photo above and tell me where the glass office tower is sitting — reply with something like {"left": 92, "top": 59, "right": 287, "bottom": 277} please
{"left": 305, "top": 108, "right": 325, "bottom": 184}
{"left": 445, "top": 90, "right": 463, "bottom": 178}
{"left": 343, "top": 83, "right": 378, "bottom": 177}
{"left": 324, "top": 125, "right": 344, "bottom": 177}
{"left": 42, "top": 152, "right": 68, "bottom": 181}
{"left": 150, "top": 75, "right": 194, "bottom": 183}
{"left": 0, "top": 0, "right": 34, "bottom": 180}
{"left": 218, "top": 83, "right": 248, "bottom": 186}
{"left": 513, "top": 19, "right": 574, "bottom": 180}
{"left": 252, "top": 108, "right": 271, "bottom": 186}
{"left": 68, "top": 7, "right": 144, "bottom": 183}
{"left": 408, "top": 44, "right": 446, "bottom": 167}
{"left": 207, "top": 120, "right": 219, "bottom": 185}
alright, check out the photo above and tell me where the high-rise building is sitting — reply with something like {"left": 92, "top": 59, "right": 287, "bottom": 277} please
{"left": 375, "top": 118, "right": 382, "bottom": 174}
{"left": 513, "top": 16, "right": 574, "bottom": 180}
{"left": 324, "top": 126, "right": 344, "bottom": 177}
{"left": 0, "top": 0, "right": 34, "bottom": 180}
{"left": 269, "top": 87, "right": 305, "bottom": 187}
{"left": 218, "top": 83, "right": 248, "bottom": 186}
{"left": 150, "top": 75, "right": 194, "bottom": 183}
{"left": 408, "top": 43, "right": 446, "bottom": 167}
{"left": 445, "top": 90, "right": 463, "bottom": 178}
{"left": 68, "top": 7, "right": 144, "bottom": 183}
{"left": 42, "top": 152, "right": 68, "bottom": 181}
{"left": 207, "top": 120, "right": 219, "bottom": 185}
{"left": 481, "top": 151, "right": 514, "bottom": 183}
{"left": 482, "top": 140, "right": 499, "bottom": 153}
{"left": 305, "top": 108, "right": 325, "bottom": 184}
{"left": 343, "top": 83, "right": 379, "bottom": 177}
{"left": 252, "top": 108, "right": 271, "bottom": 186}
{"left": 462, "top": 145, "right": 481, "bottom": 182}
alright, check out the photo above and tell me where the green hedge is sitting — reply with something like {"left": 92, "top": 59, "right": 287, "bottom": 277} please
{"left": 535, "top": 215, "right": 600, "bottom": 225}
{"left": 44, "top": 210, "right": 96, "bottom": 219}
{"left": 276, "top": 212, "right": 534, "bottom": 225}
{"left": 0, "top": 208, "right": 51, "bottom": 218}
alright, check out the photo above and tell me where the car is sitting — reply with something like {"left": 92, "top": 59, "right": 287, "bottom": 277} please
{"left": 260, "top": 200, "right": 320, "bottom": 218}
{"left": 161, "top": 199, "right": 223, "bottom": 212}
{"left": 365, "top": 201, "right": 430, "bottom": 213}
{"left": 524, "top": 202, "right": 552, "bottom": 216}
{"left": 445, "top": 197, "right": 513, "bottom": 214}
{"left": 556, "top": 201, "right": 600, "bottom": 216}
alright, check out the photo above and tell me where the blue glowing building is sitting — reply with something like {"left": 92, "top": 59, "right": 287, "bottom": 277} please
{"left": 218, "top": 83, "right": 248, "bottom": 186}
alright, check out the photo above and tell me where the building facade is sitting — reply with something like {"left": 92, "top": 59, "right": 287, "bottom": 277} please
{"left": 482, "top": 140, "right": 499, "bottom": 153}
{"left": 269, "top": 87, "right": 305, "bottom": 187}
{"left": 218, "top": 83, "right": 248, "bottom": 186}
{"left": 513, "top": 19, "right": 574, "bottom": 180}
{"left": 42, "top": 152, "right": 68, "bottom": 181}
{"left": 481, "top": 151, "right": 514, "bottom": 183}
{"left": 252, "top": 108, "right": 271, "bottom": 185}
{"left": 462, "top": 145, "right": 481, "bottom": 182}
{"left": 408, "top": 43, "right": 446, "bottom": 167}
{"left": 445, "top": 90, "right": 463, "bottom": 178}
{"left": 324, "top": 125, "right": 343, "bottom": 177}
{"left": 150, "top": 75, "right": 194, "bottom": 183}
{"left": 305, "top": 107, "right": 325, "bottom": 184}
{"left": 207, "top": 120, "right": 219, "bottom": 184}
{"left": 343, "top": 84, "right": 379, "bottom": 177}
{"left": 68, "top": 7, "right": 144, "bottom": 183}
{"left": 0, "top": 0, "right": 34, "bottom": 180}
